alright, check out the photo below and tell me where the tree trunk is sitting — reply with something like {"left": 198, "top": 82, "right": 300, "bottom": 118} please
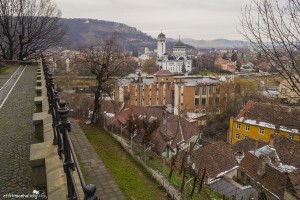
{"left": 190, "top": 175, "right": 198, "bottom": 198}
{"left": 179, "top": 151, "right": 187, "bottom": 175}
{"left": 198, "top": 167, "right": 206, "bottom": 194}
{"left": 91, "top": 85, "right": 101, "bottom": 124}
{"left": 180, "top": 168, "right": 187, "bottom": 193}
{"left": 169, "top": 146, "right": 179, "bottom": 179}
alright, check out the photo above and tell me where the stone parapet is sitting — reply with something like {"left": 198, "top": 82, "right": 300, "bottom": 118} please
{"left": 30, "top": 64, "right": 83, "bottom": 200}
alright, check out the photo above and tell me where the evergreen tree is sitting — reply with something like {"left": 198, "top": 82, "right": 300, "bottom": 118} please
{"left": 222, "top": 53, "right": 227, "bottom": 60}
{"left": 236, "top": 60, "right": 241, "bottom": 72}
{"left": 231, "top": 52, "right": 238, "bottom": 62}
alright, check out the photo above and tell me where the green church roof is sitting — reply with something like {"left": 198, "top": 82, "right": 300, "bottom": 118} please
{"left": 173, "top": 40, "right": 186, "bottom": 47}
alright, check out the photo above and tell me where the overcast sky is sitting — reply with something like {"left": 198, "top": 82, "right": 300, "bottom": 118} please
{"left": 53, "top": 0, "right": 248, "bottom": 40}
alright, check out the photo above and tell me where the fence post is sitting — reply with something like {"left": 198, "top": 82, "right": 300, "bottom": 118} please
{"left": 58, "top": 101, "right": 75, "bottom": 199}
{"left": 84, "top": 184, "right": 98, "bottom": 200}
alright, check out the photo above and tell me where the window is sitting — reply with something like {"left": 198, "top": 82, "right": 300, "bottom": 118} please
{"left": 202, "top": 86, "right": 207, "bottom": 95}
{"left": 201, "top": 98, "right": 206, "bottom": 106}
{"left": 246, "top": 125, "right": 250, "bottom": 132}
{"left": 195, "top": 98, "right": 199, "bottom": 106}
{"left": 181, "top": 93, "right": 183, "bottom": 96}
{"left": 209, "top": 86, "right": 213, "bottom": 94}
{"left": 244, "top": 136, "right": 249, "bottom": 139}
{"left": 281, "top": 88, "right": 286, "bottom": 96}
{"left": 195, "top": 87, "right": 200, "bottom": 95}
{"left": 149, "top": 88, "right": 151, "bottom": 91}
{"left": 215, "top": 97, "right": 220, "bottom": 104}
{"left": 289, "top": 135, "right": 294, "bottom": 140}
{"left": 216, "top": 86, "right": 220, "bottom": 94}
{"left": 236, "top": 124, "right": 241, "bottom": 130}
{"left": 259, "top": 128, "right": 265, "bottom": 135}
{"left": 236, "top": 133, "right": 240, "bottom": 140}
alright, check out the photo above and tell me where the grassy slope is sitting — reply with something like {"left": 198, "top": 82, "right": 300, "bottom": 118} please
{"left": 82, "top": 125, "right": 169, "bottom": 200}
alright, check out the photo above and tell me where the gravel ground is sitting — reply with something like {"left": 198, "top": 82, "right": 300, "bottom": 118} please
{"left": 0, "top": 65, "right": 37, "bottom": 196}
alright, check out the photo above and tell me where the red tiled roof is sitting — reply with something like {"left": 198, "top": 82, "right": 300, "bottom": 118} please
{"left": 231, "top": 138, "right": 267, "bottom": 154}
{"left": 235, "top": 101, "right": 300, "bottom": 130}
{"left": 110, "top": 104, "right": 165, "bottom": 128}
{"left": 150, "top": 115, "right": 199, "bottom": 155}
{"left": 154, "top": 70, "right": 173, "bottom": 76}
{"left": 288, "top": 169, "right": 300, "bottom": 198}
{"left": 272, "top": 136, "right": 300, "bottom": 168}
{"left": 191, "top": 141, "right": 238, "bottom": 179}
{"left": 240, "top": 153, "right": 287, "bottom": 199}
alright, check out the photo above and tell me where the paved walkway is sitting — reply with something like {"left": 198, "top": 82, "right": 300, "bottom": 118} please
{"left": 0, "top": 66, "right": 36, "bottom": 195}
{"left": 70, "top": 119, "right": 126, "bottom": 200}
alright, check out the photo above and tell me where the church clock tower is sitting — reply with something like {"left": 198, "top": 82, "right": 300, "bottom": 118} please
{"left": 157, "top": 32, "right": 166, "bottom": 59}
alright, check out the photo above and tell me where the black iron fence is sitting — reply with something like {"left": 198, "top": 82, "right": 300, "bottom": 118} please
{"left": 41, "top": 54, "right": 99, "bottom": 200}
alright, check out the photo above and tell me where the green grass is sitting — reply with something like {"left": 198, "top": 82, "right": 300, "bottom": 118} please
{"left": 82, "top": 125, "right": 169, "bottom": 200}
{"left": 145, "top": 153, "right": 226, "bottom": 200}
{"left": 0, "top": 66, "right": 8, "bottom": 74}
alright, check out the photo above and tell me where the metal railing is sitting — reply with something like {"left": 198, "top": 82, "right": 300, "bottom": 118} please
{"left": 41, "top": 54, "right": 99, "bottom": 200}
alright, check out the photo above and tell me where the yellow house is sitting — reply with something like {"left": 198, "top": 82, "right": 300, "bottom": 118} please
{"left": 228, "top": 101, "right": 300, "bottom": 144}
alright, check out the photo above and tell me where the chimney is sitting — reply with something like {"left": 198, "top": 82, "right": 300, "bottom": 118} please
{"left": 256, "top": 117, "right": 261, "bottom": 124}
{"left": 275, "top": 116, "right": 283, "bottom": 128}
{"left": 244, "top": 111, "right": 249, "bottom": 119}
{"left": 276, "top": 116, "right": 283, "bottom": 125}
{"left": 268, "top": 134, "right": 277, "bottom": 148}
{"left": 257, "top": 156, "right": 267, "bottom": 178}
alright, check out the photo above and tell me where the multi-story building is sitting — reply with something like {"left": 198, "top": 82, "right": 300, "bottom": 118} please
{"left": 156, "top": 32, "right": 193, "bottom": 73}
{"left": 114, "top": 70, "right": 174, "bottom": 107}
{"left": 228, "top": 101, "right": 300, "bottom": 144}
{"left": 114, "top": 70, "right": 222, "bottom": 115}
{"left": 173, "top": 76, "right": 221, "bottom": 115}
{"left": 278, "top": 79, "right": 300, "bottom": 104}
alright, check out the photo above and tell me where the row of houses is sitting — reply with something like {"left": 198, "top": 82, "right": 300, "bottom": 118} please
{"left": 105, "top": 103, "right": 300, "bottom": 199}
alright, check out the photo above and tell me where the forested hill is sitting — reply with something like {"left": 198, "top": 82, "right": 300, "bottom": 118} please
{"left": 61, "top": 18, "right": 195, "bottom": 53}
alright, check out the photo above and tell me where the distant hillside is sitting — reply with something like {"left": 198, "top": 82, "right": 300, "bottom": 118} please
{"left": 62, "top": 18, "right": 156, "bottom": 52}
{"left": 62, "top": 18, "right": 196, "bottom": 53}
{"left": 181, "top": 38, "right": 248, "bottom": 49}
{"left": 61, "top": 18, "right": 244, "bottom": 53}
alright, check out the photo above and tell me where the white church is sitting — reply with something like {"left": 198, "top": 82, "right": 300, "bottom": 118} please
{"left": 156, "top": 32, "right": 193, "bottom": 73}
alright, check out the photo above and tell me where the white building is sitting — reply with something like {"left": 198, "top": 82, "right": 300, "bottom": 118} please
{"left": 156, "top": 32, "right": 193, "bottom": 73}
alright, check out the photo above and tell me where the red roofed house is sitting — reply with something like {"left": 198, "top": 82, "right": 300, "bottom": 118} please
{"left": 190, "top": 141, "right": 238, "bottom": 184}
{"left": 228, "top": 101, "right": 300, "bottom": 144}
{"left": 150, "top": 114, "right": 200, "bottom": 158}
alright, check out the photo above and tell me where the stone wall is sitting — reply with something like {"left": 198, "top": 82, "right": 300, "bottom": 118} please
{"left": 29, "top": 64, "right": 83, "bottom": 200}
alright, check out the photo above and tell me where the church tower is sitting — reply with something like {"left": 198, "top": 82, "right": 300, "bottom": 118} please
{"left": 157, "top": 32, "right": 166, "bottom": 59}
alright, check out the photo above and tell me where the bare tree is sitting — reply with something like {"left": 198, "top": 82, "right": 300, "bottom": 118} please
{"left": 240, "top": 0, "right": 300, "bottom": 100}
{"left": 82, "top": 35, "right": 124, "bottom": 124}
{"left": 0, "top": 0, "right": 66, "bottom": 60}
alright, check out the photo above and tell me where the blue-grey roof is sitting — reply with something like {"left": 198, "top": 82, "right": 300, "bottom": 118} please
{"left": 209, "top": 178, "right": 258, "bottom": 200}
